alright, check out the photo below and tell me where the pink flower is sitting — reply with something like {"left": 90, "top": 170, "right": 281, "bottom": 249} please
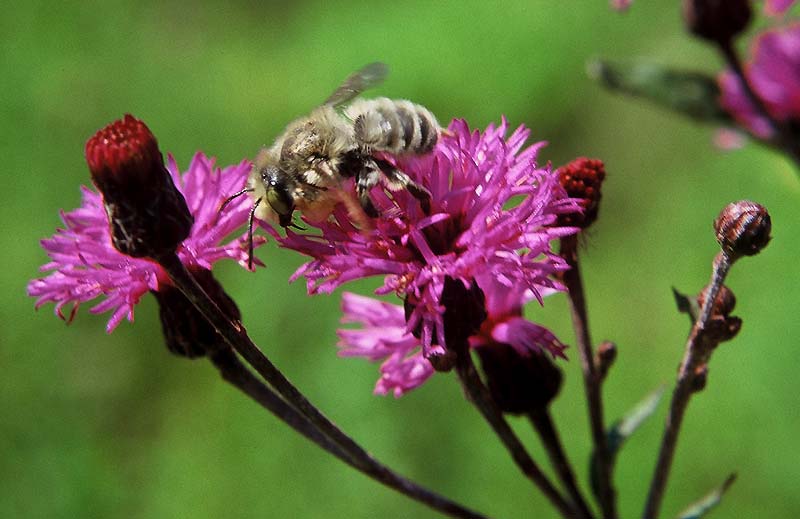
{"left": 719, "top": 23, "right": 800, "bottom": 138}
{"left": 338, "top": 275, "right": 567, "bottom": 397}
{"left": 28, "top": 152, "right": 264, "bottom": 332}
{"left": 610, "top": 0, "right": 633, "bottom": 12}
{"left": 338, "top": 293, "right": 435, "bottom": 397}
{"left": 764, "top": 0, "right": 795, "bottom": 16}
{"left": 277, "top": 118, "right": 580, "bottom": 361}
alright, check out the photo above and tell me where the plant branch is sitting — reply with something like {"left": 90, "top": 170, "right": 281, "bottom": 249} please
{"left": 528, "top": 408, "right": 596, "bottom": 519}
{"left": 454, "top": 351, "right": 577, "bottom": 518}
{"left": 641, "top": 252, "right": 732, "bottom": 519}
{"left": 208, "top": 347, "right": 353, "bottom": 461}
{"left": 157, "top": 253, "right": 490, "bottom": 519}
{"left": 560, "top": 235, "right": 617, "bottom": 519}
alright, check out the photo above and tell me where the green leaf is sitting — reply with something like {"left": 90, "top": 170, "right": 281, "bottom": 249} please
{"left": 676, "top": 473, "right": 737, "bottom": 519}
{"left": 590, "top": 386, "right": 666, "bottom": 499}
{"left": 587, "top": 59, "right": 733, "bottom": 125}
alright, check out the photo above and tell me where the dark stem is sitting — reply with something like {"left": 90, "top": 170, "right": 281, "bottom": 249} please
{"left": 641, "top": 252, "right": 732, "bottom": 519}
{"left": 454, "top": 351, "right": 577, "bottom": 518}
{"left": 560, "top": 236, "right": 617, "bottom": 519}
{"left": 157, "top": 253, "right": 490, "bottom": 519}
{"left": 717, "top": 39, "right": 800, "bottom": 169}
{"left": 208, "top": 347, "right": 352, "bottom": 461}
{"left": 528, "top": 408, "right": 596, "bottom": 519}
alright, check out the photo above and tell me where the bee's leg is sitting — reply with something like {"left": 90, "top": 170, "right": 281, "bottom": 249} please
{"left": 374, "top": 159, "right": 431, "bottom": 214}
{"left": 355, "top": 166, "right": 381, "bottom": 217}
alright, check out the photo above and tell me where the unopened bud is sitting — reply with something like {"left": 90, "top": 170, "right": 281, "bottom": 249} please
{"left": 476, "top": 343, "right": 563, "bottom": 414}
{"left": 595, "top": 341, "right": 617, "bottom": 381}
{"left": 691, "top": 363, "right": 709, "bottom": 392}
{"left": 85, "top": 114, "right": 193, "bottom": 258}
{"left": 714, "top": 201, "right": 771, "bottom": 259}
{"left": 682, "top": 0, "right": 751, "bottom": 44}
{"left": 556, "top": 157, "right": 606, "bottom": 228}
{"left": 153, "top": 268, "right": 240, "bottom": 358}
{"left": 698, "top": 284, "right": 736, "bottom": 317}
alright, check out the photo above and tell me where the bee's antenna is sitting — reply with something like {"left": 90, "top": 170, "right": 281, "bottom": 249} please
{"left": 248, "top": 198, "right": 261, "bottom": 271}
{"left": 218, "top": 188, "right": 255, "bottom": 222}
{"left": 289, "top": 220, "right": 306, "bottom": 231}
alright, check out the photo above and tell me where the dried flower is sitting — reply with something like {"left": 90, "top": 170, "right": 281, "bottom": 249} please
{"left": 719, "top": 23, "right": 800, "bottom": 139}
{"left": 338, "top": 276, "right": 567, "bottom": 397}
{"left": 275, "top": 118, "right": 580, "bottom": 361}
{"left": 28, "top": 152, "right": 263, "bottom": 332}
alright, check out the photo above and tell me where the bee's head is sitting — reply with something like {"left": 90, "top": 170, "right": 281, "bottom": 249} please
{"left": 261, "top": 165, "right": 295, "bottom": 227}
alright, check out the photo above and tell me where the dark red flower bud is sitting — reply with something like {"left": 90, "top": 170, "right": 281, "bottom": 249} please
{"left": 556, "top": 157, "right": 606, "bottom": 228}
{"left": 714, "top": 201, "right": 771, "bottom": 259}
{"left": 476, "top": 343, "right": 563, "bottom": 414}
{"left": 153, "top": 268, "right": 240, "bottom": 358}
{"left": 85, "top": 114, "right": 193, "bottom": 258}
{"left": 682, "top": 0, "right": 751, "bottom": 44}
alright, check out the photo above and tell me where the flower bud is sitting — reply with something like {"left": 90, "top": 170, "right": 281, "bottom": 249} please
{"left": 698, "top": 284, "right": 736, "bottom": 317}
{"left": 556, "top": 157, "right": 606, "bottom": 228}
{"left": 476, "top": 343, "right": 563, "bottom": 414}
{"left": 682, "top": 0, "right": 751, "bottom": 44}
{"left": 153, "top": 268, "right": 240, "bottom": 358}
{"left": 691, "top": 363, "right": 709, "bottom": 392}
{"left": 595, "top": 340, "right": 617, "bottom": 381}
{"left": 85, "top": 114, "right": 193, "bottom": 258}
{"left": 714, "top": 201, "right": 771, "bottom": 259}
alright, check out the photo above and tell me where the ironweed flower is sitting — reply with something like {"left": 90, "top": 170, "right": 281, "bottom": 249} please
{"left": 610, "top": 0, "right": 633, "bottom": 12}
{"left": 275, "top": 119, "right": 580, "bottom": 362}
{"left": 338, "top": 275, "right": 567, "bottom": 397}
{"left": 765, "top": 0, "right": 796, "bottom": 16}
{"left": 719, "top": 23, "right": 800, "bottom": 138}
{"left": 28, "top": 123, "right": 263, "bottom": 332}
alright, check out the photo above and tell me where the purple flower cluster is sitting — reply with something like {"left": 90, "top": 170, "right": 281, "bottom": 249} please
{"left": 339, "top": 275, "right": 566, "bottom": 397}
{"left": 28, "top": 153, "right": 262, "bottom": 331}
{"left": 765, "top": 0, "right": 796, "bottom": 17}
{"left": 275, "top": 119, "right": 580, "bottom": 395}
{"left": 719, "top": 23, "right": 800, "bottom": 138}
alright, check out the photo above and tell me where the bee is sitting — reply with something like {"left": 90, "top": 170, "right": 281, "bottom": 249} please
{"left": 246, "top": 62, "right": 440, "bottom": 229}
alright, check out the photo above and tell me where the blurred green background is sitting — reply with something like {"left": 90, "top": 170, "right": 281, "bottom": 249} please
{"left": 3, "top": 1, "right": 799, "bottom": 517}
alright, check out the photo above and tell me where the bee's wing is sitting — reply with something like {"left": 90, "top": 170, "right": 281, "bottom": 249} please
{"left": 323, "top": 62, "right": 389, "bottom": 108}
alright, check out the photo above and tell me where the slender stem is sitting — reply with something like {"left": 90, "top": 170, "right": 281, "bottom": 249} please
{"left": 641, "top": 252, "right": 732, "bottom": 519}
{"left": 717, "top": 39, "right": 800, "bottom": 169}
{"left": 528, "top": 408, "right": 596, "bottom": 519}
{"left": 208, "top": 348, "right": 352, "bottom": 462}
{"left": 158, "top": 253, "right": 490, "bottom": 519}
{"left": 454, "top": 351, "right": 577, "bottom": 518}
{"left": 560, "top": 235, "right": 617, "bottom": 519}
